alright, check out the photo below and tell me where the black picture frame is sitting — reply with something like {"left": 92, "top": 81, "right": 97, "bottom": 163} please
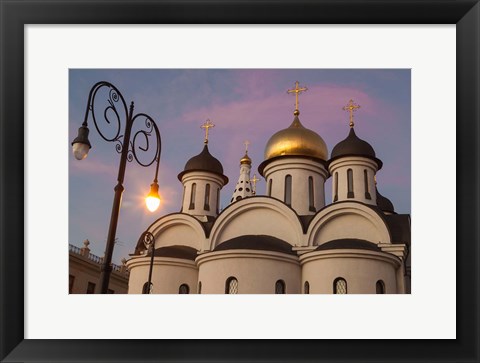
{"left": 1, "top": 1, "right": 478, "bottom": 362}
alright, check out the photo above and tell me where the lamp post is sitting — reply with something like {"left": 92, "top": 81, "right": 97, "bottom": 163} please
{"left": 141, "top": 231, "right": 156, "bottom": 294}
{"left": 71, "top": 81, "right": 162, "bottom": 294}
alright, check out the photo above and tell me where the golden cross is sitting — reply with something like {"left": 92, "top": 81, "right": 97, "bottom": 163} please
{"left": 250, "top": 174, "right": 259, "bottom": 195}
{"left": 201, "top": 119, "right": 215, "bottom": 144}
{"left": 342, "top": 99, "right": 361, "bottom": 128}
{"left": 244, "top": 140, "right": 250, "bottom": 153}
{"left": 287, "top": 81, "right": 308, "bottom": 115}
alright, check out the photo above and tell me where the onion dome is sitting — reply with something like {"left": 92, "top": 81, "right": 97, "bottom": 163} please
{"left": 263, "top": 115, "right": 328, "bottom": 161}
{"left": 240, "top": 152, "right": 252, "bottom": 165}
{"left": 376, "top": 187, "right": 395, "bottom": 213}
{"left": 330, "top": 128, "right": 383, "bottom": 169}
{"left": 177, "top": 144, "right": 228, "bottom": 183}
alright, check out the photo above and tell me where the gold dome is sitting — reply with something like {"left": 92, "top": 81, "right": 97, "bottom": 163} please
{"left": 240, "top": 152, "right": 252, "bottom": 165}
{"left": 264, "top": 116, "right": 328, "bottom": 161}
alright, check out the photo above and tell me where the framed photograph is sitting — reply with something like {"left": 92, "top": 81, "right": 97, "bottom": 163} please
{"left": 1, "top": 1, "right": 479, "bottom": 362}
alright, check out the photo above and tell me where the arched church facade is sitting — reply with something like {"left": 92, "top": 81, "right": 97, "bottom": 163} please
{"left": 126, "top": 85, "right": 411, "bottom": 294}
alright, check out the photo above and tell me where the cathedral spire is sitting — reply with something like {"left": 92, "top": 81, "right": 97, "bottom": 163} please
{"left": 287, "top": 81, "right": 308, "bottom": 116}
{"left": 230, "top": 142, "right": 254, "bottom": 204}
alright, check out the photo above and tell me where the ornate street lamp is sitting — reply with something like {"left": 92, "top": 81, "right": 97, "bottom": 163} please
{"left": 72, "top": 81, "right": 161, "bottom": 294}
{"left": 141, "top": 231, "right": 156, "bottom": 294}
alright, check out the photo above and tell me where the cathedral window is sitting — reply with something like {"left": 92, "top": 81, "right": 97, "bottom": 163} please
{"left": 189, "top": 183, "right": 196, "bottom": 210}
{"left": 364, "top": 170, "right": 371, "bottom": 199}
{"left": 268, "top": 179, "right": 272, "bottom": 196}
{"left": 376, "top": 280, "right": 385, "bottom": 294}
{"left": 284, "top": 175, "right": 292, "bottom": 206}
{"left": 334, "top": 278, "right": 347, "bottom": 294}
{"left": 204, "top": 184, "right": 210, "bottom": 211}
{"left": 334, "top": 172, "right": 338, "bottom": 202}
{"left": 179, "top": 284, "right": 190, "bottom": 294}
{"left": 304, "top": 281, "right": 310, "bottom": 294}
{"left": 275, "top": 280, "right": 286, "bottom": 294}
{"left": 198, "top": 281, "right": 202, "bottom": 294}
{"left": 308, "top": 176, "right": 315, "bottom": 212}
{"left": 347, "top": 169, "right": 354, "bottom": 198}
{"left": 226, "top": 277, "right": 238, "bottom": 294}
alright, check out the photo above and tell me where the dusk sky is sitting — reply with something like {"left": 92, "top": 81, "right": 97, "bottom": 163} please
{"left": 69, "top": 69, "right": 411, "bottom": 264}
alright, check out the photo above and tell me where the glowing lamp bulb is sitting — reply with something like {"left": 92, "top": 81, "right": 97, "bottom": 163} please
{"left": 146, "top": 182, "right": 160, "bottom": 212}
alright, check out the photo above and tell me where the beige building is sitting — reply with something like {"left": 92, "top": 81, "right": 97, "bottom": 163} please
{"left": 126, "top": 89, "right": 411, "bottom": 294}
{"left": 69, "top": 239, "right": 129, "bottom": 294}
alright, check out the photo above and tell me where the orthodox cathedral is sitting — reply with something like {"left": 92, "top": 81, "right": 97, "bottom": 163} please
{"left": 126, "top": 82, "right": 411, "bottom": 294}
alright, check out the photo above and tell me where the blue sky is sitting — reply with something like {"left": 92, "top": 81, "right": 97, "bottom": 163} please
{"left": 69, "top": 69, "right": 411, "bottom": 264}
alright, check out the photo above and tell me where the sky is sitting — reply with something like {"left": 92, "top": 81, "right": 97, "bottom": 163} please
{"left": 69, "top": 69, "right": 411, "bottom": 264}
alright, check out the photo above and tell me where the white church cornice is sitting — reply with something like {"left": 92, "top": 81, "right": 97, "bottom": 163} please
{"left": 299, "top": 248, "right": 401, "bottom": 267}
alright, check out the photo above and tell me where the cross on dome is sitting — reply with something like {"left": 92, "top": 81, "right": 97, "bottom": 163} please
{"left": 250, "top": 174, "right": 259, "bottom": 195}
{"left": 244, "top": 140, "right": 250, "bottom": 153}
{"left": 287, "top": 81, "right": 308, "bottom": 116}
{"left": 201, "top": 119, "right": 215, "bottom": 144}
{"left": 342, "top": 99, "right": 361, "bottom": 128}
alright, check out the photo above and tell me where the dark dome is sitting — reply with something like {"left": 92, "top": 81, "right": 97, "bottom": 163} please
{"left": 214, "top": 235, "right": 296, "bottom": 255}
{"left": 330, "top": 128, "right": 382, "bottom": 169}
{"left": 177, "top": 144, "right": 228, "bottom": 183}
{"left": 376, "top": 188, "right": 395, "bottom": 213}
{"left": 315, "top": 239, "right": 381, "bottom": 252}
{"left": 151, "top": 245, "right": 198, "bottom": 260}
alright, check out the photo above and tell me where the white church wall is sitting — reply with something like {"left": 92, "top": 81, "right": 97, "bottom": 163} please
{"left": 262, "top": 157, "right": 328, "bottom": 215}
{"left": 307, "top": 202, "right": 391, "bottom": 246}
{"left": 126, "top": 256, "right": 198, "bottom": 294}
{"left": 209, "top": 197, "right": 304, "bottom": 250}
{"left": 196, "top": 250, "right": 300, "bottom": 294}
{"left": 300, "top": 250, "right": 400, "bottom": 294}
{"left": 180, "top": 171, "right": 225, "bottom": 217}
{"left": 329, "top": 157, "right": 378, "bottom": 206}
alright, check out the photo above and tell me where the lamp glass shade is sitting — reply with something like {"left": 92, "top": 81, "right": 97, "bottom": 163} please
{"left": 72, "top": 125, "right": 91, "bottom": 160}
{"left": 146, "top": 183, "right": 160, "bottom": 212}
{"left": 72, "top": 142, "right": 90, "bottom": 160}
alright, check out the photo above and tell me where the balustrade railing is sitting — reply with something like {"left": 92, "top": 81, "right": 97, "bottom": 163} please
{"left": 69, "top": 243, "right": 128, "bottom": 274}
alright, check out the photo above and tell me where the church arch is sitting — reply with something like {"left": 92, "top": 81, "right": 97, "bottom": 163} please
{"left": 209, "top": 197, "right": 304, "bottom": 250}
{"left": 147, "top": 213, "right": 206, "bottom": 251}
{"left": 307, "top": 201, "right": 391, "bottom": 246}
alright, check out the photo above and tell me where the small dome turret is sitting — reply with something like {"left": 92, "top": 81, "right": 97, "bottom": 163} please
{"left": 330, "top": 99, "right": 382, "bottom": 169}
{"left": 240, "top": 152, "right": 252, "bottom": 165}
{"left": 178, "top": 119, "right": 228, "bottom": 219}
{"left": 178, "top": 144, "right": 227, "bottom": 182}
